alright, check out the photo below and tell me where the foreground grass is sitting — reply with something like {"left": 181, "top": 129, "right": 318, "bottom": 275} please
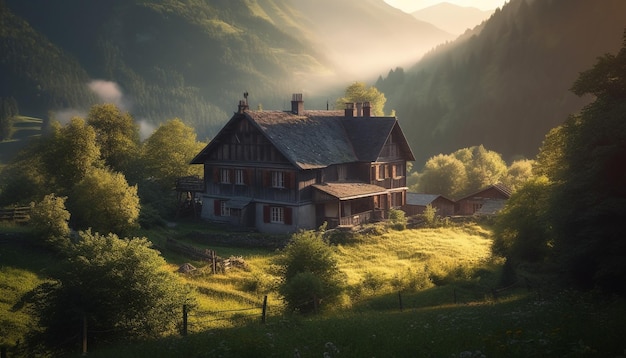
{"left": 75, "top": 291, "right": 626, "bottom": 357}
{"left": 3, "top": 222, "right": 626, "bottom": 357}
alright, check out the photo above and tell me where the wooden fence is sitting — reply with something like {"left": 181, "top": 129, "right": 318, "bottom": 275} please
{"left": 0, "top": 206, "right": 30, "bottom": 223}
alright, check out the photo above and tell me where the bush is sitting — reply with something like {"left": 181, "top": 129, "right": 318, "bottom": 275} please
{"left": 275, "top": 229, "right": 345, "bottom": 314}
{"left": 27, "top": 230, "right": 194, "bottom": 352}
{"left": 29, "top": 194, "right": 71, "bottom": 249}
{"left": 387, "top": 208, "right": 407, "bottom": 230}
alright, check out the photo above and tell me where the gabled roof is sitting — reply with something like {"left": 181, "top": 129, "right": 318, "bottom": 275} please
{"left": 192, "top": 109, "right": 415, "bottom": 170}
{"left": 406, "top": 193, "right": 454, "bottom": 206}
{"left": 457, "top": 183, "right": 513, "bottom": 201}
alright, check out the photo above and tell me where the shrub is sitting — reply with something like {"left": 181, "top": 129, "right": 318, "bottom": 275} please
{"left": 387, "top": 208, "right": 407, "bottom": 230}
{"left": 29, "top": 194, "right": 71, "bottom": 249}
{"left": 275, "top": 229, "right": 345, "bottom": 314}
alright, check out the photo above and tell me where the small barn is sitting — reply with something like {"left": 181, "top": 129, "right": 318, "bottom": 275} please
{"left": 455, "top": 184, "right": 512, "bottom": 216}
{"left": 403, "top": 193, "right": 455, "bottom": 217}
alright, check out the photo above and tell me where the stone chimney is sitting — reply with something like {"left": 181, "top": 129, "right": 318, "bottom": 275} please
{"left": 363, "top": 102, "right": 371, "bottom": 118}
{"left": 344, "top": 102, "right": 355, "bottom": 117}
{"left": 356, "top": 102, "right": 363, "bottom": 117}
{"left": 291, "top": 93, "right": 304, "bottom": 115}
{"left": 237, "top": 99, "right": 248, "bottom": 114}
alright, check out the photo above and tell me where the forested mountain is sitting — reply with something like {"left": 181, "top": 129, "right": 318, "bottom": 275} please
{"left": 378, "top": 0, "right": 626, "bottom": 165}
{"left": 0, "top": 0, "right": 450, "bottom": 141}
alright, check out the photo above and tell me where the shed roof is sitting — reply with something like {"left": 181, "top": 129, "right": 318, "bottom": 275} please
{"left": 312, "top": 182, "right": 389, "bottom": 200}
{"left": 406, "top": 193, "right": 454, "bottom": 206}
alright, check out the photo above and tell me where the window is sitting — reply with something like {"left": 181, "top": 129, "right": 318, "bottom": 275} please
{"left": 272, "top": 171, "right": 284, "bottom": 188}
{"left": 378, "top": 165, "right": 387, "bottom": 179}
{"left": 270, "top": 207, "right": 284, "bottom": 223}
{"left": 235, "top": 169, "right": 245, "bottom": 185}
{"left": 220, "top": 168, "right": 230, "bottom": 183}
{"left": 220, "top": 201, "right": 230, "bottom": 216}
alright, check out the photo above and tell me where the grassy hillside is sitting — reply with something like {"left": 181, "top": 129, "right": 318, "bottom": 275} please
{"left": 2, "top": 221, "right": 625, "bottom": 357}
{"left": 0, "top": 116, "right": 42, "bottom": 166}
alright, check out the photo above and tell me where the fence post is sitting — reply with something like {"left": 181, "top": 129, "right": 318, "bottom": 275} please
{"left": 82, "top": 314, "right": 87, "bottom": 356}
{"left": 398, "top": 291, "right": 403, "bottom": 312}
{"left": 182, "top": 304, "right": 188, "bottom": 336}
{"left": 261, "top": 295, "right": 268, "bottom": 324}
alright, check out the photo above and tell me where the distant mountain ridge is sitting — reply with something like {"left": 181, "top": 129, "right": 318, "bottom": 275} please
{"left": 412, "top": 2, "right": 494, "bottom": 35}
{"left": 378, "top": 0, "right": 626, "bottom": 165}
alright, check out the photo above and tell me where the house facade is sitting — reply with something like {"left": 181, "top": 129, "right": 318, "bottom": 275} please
{"left": 403, "top": 193, "right": 455, "bottom": 217}
{"left": 455, "top": 184, "right": 512, "bottom": 216}
{"left": 191, "top": 94, "right": 415, "bottom": 234}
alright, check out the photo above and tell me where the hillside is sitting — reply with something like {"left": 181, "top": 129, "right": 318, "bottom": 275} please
{"left": 411, "top": 2, "right": 494, "bottom": 35}
{"left": 0, "top": 0, "right": 449, "bottom": 143}
{"left": 378, "top": 0, "right": 626, "bottom": 165}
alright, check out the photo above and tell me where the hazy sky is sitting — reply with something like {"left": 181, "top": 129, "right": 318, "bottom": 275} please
{"left": 384, "top": 0, "right": 508, "bottom": 12}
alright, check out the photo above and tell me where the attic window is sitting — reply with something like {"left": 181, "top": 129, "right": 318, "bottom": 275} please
{"left": 220, "top": 168, "right": 231, "bottom": 183}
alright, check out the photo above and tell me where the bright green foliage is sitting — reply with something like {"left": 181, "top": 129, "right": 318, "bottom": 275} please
{"left": 502, "top": 159, "right": 535, "bottom": 192}
{"left": 29, "top": 230, "right": 193, "bottom": 351}
{"left": 86, "top": 104, "right": 140, "bottom": 175}
{"left": 422, "top": 204, "right": 438, "bottom": 227}
{"left": 387, "top": 208, "right": 407, "bottom": 230}
{"left": 460, "top": 145, "right": 508, "bottom": 194}
{"left": 275, "top": 230, "right": 345, "bottom": 314}
{"left": 29, "top": 194, "right": 71, "bottom": 248}
{"left": 142, "top": 118, "right": 205, "bottom": 190}
{"left": 492, "top": 176, "right": 552, "bottom": 263}
{"left": 43, "top": 118, "right": 101, "bottom": 194}
{"left": 418, "top": 153, "right": 467, "bottom": 197}
{"left": 335, "top": 82, "right": 387, "bottom": 116}
{"left": 69, "top": 167, "right": 140, "bottom": 235}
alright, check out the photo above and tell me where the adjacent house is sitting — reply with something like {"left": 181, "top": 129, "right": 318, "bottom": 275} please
{"left": 455, "top": 184, "right": 512, "bottom": 216}
{"left": 191, "top": 94, "right": 415, "bottom": 234}
{"left": 403, "top": 193, "right": 455, "bottom": 217}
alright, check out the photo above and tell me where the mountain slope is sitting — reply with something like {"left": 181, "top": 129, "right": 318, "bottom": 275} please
{"left": 412, "top": 2, "right": 494, "bottom": 35}
{"left": 378, "top": 0, "right": 626, "bottom": 165}
{"left": 1, "top": 0, "right": 450, "bottom": 142}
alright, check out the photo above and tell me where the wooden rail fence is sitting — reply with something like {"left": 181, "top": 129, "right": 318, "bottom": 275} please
{"left": 0, "top": 206, "right": 30, "bottom": 223}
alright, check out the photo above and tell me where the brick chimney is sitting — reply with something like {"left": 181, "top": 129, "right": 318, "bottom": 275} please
{"left": 291, "top": 93, "right": 304, "bottom": 115}
{"left": 363, "top": 102, "right": 371, "bottom": 118}
{"left": 356, "top": 102, "right": 363, "bottom": 117}
{"left": 344, "top": 102, "right": 355, "bottom": 117}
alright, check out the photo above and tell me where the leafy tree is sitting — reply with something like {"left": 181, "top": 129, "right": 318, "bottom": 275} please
{"left": 492, "top": 176, "right": 553, "bottom": 263}
{"left": 0, "top": 96, "right": 18, "bottom": 141}
{"left": 86, "top": 104, "right": 140, "bottom": 174}
{"left": 502, "top": 159, "right": 535, "bottom": 191}
{"left": 43, "top": 118, "right": 101, "bottom": 194}
{"left": 28, "top": 230, "right": 193, "bottom": 352}
{"left": 141, "top": 118, "right": 205, "bottom": 190}
{"left": 29, "top": 194, "right": 71, "bottom": 249}
{"left": 545, "top": 31, "right": 626, "bottom": 293}
{"left": 0, "top": 140, "right": 49, "bottom": 205}
{"left": 462, "top": 145, "right": 508, "bottom": 194}
{"left": 418, "top": 153, "right": 467, "bottom": 197}
{"left": 68, "top": 167, "right": 140, "bottom": 235}
{"left": 335, "top": 82, "right": 387, "bottom": 116}
{"left": 275, "top": 229, "right": 345, "bottom": 314}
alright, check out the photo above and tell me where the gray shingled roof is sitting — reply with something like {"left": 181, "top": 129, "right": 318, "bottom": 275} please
{"left": 192, "top": 109, "right": 414, "bottom": 170}
{"left": 312, "top": 182, "right": 389, "bottom": 200}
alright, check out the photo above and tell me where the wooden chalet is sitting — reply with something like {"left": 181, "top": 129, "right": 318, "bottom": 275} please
{"left": 403, "top": 193, "right": 455, "bottom": 217}
{"left": 191, "top": 94, "right": 415, "bottom": 234}
{"left": 455, "top": 184, "right": 512, "bottom": 216}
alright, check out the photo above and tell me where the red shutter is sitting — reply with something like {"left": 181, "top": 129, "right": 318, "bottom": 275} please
{"left": 263, "top": 171, "right": 270, "bottom": 187}
{"left": 284, "top": 172, "right": 291, "bottom": 189}
{"left": 263, "top": 205, "right": 270, "bottom": 223}
{"left": 244, "top": 169, "right": 252, "bottom": 185}
{"left": 214, "top": 200, "right": 221, "bottom": 216}
{"left": 284, "top": 207, "right": 292, "bottom": 225}
{"left": 214, "top": 168, "right": 220, "bottom": 183}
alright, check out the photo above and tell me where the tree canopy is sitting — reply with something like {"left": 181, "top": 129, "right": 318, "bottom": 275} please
{"left": 335, "top": 82, "right": 387, "bottom": 116}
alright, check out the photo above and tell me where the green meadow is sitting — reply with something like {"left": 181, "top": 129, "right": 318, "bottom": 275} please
{"left": 1, "top": 221, "right": 625, "bottom": 357}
